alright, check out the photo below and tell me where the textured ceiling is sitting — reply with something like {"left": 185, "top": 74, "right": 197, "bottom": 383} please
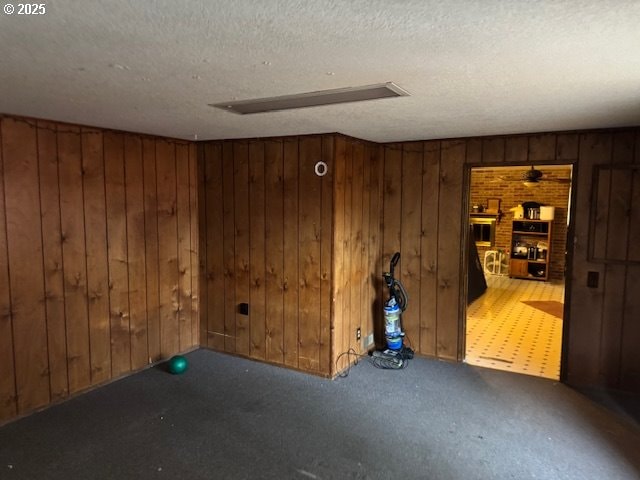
{"left": 1, "top": 0, "right": 639, "bottom": 142}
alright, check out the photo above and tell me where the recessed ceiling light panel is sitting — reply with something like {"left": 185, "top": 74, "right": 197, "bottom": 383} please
{"left": 211, "top": 82, "right": 409, "bottom": 115}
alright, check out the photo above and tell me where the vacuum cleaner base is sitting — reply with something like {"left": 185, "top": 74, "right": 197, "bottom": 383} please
{"left": 371, "top": 346, "right": 414, "bottom": 369}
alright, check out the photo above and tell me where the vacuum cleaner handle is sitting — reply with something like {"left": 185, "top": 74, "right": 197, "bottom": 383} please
{"left": 392, "top": 279, "right": 409, "bottom": 312}
{"left": 390, "top": 252, "right": 400, "bottom": 277}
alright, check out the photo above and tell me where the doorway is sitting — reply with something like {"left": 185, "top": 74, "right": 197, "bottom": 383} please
{"left": 464, "top": 165, "right": 573, "bottom": 380}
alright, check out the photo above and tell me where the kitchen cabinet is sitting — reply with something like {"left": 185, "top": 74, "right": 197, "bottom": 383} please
{"left": 509, "top": 220, "right": 552, "bottom": 281}
{"left": 509, "top": 258, "right": 529, "bottom": 278}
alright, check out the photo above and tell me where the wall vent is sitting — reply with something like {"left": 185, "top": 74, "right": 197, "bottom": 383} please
{"left": 210, "top": 82, "right": 409, "bottom": 115}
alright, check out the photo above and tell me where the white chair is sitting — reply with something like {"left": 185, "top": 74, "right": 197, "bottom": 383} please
{"left": 483, "top": 250, "right": 507, "bottom": 276}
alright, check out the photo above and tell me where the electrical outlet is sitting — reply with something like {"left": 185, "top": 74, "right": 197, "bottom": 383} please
{"left": 356, "top": 327, "right": 361, "bottom": 340}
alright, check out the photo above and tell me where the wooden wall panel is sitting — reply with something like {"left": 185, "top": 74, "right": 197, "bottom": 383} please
{"left": 349, "top": 141, "right": 364, "bottom": 359}
{"left": 621, "top": 265, "right": 640, "bottom": 390}
{"left": 466, "top": 138, "right": 482, "bottom": 164}
{"left": 156, "top": 140, "right": 180, "bottom": 357}
{"left": 203, "top": 143, "right": 225, "bottom": 350}
{"left": 329, "top": 136, "right": 382, "bottom": 372}
{"left": 249, "top": 141, "right": 266, "bottom": 360}
{"left": 81, "top": 128, "right": 111, "bottom": 385}
{"left": 0, "top": 115, "right": 199, "bottom": 424}
{"left": 368, "top": 145, "right": 385, "bottom": 353}
{"left": 142, "top": 138, "right": 161, "bottom": 362}
{"left": 125, "top": 135, "right": 148, "bottom": 370}
{"left": 505, "top": 136, "right": 529, "bottom": 164}
{"left": 196, "top": 128, "right": 640, "bottom": 390}
{"left": 419, "top": 141, "right": 440, "bottom": 356}
{"left": 556, "top": 134, "right": 579, "bottom": 160}
{"left": 528, "top": 133, "right": 556, "bottom": 161}
{"left": 629, "top": 165, "right": 640, "bottom": 264}
{"left": 222, "top": 143, "right": 236, "bottom": 353}
{"left": 0, "top": 120, "right": 18, "bottom": 421}
{"left": 332, "top": 137, "right": 347, "bottom": 371}
{"left": 189, "top": 144, "right": 199, "bottom": 347}
{"left": 201, "top": 143, "right": 228, "bottom": 350}
{"left": 3, "top": 118, "right": 49, "bottom": 411}
{"left": 282, "top": 139, "right": 299, "bottom": 367}
{"left": 201, "top": 135, "right": 338, "bottom": 375}
{"left": 359, "top": 142, "right": 372, "bottom": 350}
{"left": 400, "top": 143, "right": 423, "bottom": 352}
{"left": 436, "top": 140, "right": 465, "bottom": 360}
{"left": 568, "top": 133, "right": 611, "bottom": 385}
{"left": 233, "top": 142, "right": 251, "bottom": 356}
{"left": 58, "top": 125, "right": 91, "bottom": 393}
{"left": 298, "top": 137, "right": 322, "bottom": 372}
{"left": 38, "top": 121, "right": 68, "bottom": 399}
{"left": 599, "top": 263, "right": 625, "bottom": 385}
{"left": 376, "top": 128, "right": 639, "bottom": 391}
{"left": 339, "top": 140, "right": 353, "bottom": 362}
{"left": 176, "top": 144, "right": 192, "bottom": 351}
{"left": 197, "top": 144, "right": 208, "bottom": 346}
{"left": 320, "top": 136, "right": 334, "bottom": 375}
{"left": 104, "top": 132, "right": 131, "bottom": 377}
{"left": 382, "top": 145, "right": 403, "bottom": 280}
{"left": 482, "top": 137, "right": 505, "bottom": 163}
{"left": 264, "top": 140, "right": 285, "bottom": 364}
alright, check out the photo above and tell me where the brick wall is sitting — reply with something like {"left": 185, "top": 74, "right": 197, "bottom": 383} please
{"left": 470, "top": 167, "right": 571, "bottom": 281}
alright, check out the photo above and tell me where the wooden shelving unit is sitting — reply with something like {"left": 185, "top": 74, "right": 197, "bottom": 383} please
{"left": 509, "top": 219, "right": 552, "bottom": 281}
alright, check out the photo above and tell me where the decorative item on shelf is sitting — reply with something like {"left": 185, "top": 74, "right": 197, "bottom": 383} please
{"left": 540, "top": 206, "right": 555, "bottom": 220}
{"left": 536, "top": 241, "right": 548, "bottom": 260}
{"left": 521, "top": 201, "right": 541, "bottom": 219}
{"left": 510, "top": 204, "right": 524, "bottom": 219}
{"left": 486, "top": 198, "right": 501, "bottom": 214}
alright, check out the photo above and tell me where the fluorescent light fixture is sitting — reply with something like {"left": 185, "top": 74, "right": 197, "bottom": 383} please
{"left": 211, "top": 82, "right": 410, "bottom": 115}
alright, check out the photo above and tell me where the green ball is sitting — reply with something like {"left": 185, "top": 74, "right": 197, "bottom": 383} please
{"left": 167, "top": 355, "right": 188, "bottom": 375}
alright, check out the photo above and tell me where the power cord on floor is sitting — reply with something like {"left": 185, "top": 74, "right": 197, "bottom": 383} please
{"left": 335, "top": 348, "right": 369, "bottom": 378}
{"left": 335, "top": 345, "right": 415, "bottom": 378}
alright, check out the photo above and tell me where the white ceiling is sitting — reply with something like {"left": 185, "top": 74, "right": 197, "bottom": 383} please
{"left": 1, "top": 0, "right": 639, "bottom": 142}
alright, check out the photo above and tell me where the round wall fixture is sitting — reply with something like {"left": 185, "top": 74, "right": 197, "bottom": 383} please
{"left": 315, "top": 161, "right": 328, "bottom": 177}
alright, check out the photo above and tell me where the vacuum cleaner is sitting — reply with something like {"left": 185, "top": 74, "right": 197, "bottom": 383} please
{"left": 372, "top": 252, "right": 414, "bottom": 369}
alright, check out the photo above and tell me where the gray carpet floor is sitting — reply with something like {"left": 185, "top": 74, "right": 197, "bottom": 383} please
{"left": 1, "top": 349, "right": 639, "bottom": 480}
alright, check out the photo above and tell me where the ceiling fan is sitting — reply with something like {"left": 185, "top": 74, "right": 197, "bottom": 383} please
{"left": 522, "top": 166, "right": 544, "bottom": 187}
{"left": 484, "top": 166, "right": 571, "bottom": 187}
{"left": 521, "top": 166, "right": 572, "bottom": 187}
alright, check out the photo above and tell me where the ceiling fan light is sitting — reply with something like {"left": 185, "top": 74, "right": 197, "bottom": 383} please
{"left": 523, "top": 180, "right": 539, "bottom": 187}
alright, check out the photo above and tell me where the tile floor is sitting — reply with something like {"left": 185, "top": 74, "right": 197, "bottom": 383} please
{"left": 465, "top": 275, "right": 564, "bottom": 380}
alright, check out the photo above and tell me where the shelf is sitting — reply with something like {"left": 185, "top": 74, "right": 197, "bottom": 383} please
{"left": 510, "top": 219, "right": 552, "bottom": 281}
{"left": 513, "top": 231, "right": 548, "bottom": 236}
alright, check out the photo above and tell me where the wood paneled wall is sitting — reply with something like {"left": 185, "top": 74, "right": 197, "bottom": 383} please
{"left": 3, "top": 112, "right": 638, "bottom": 426}
{"left": 0, "top": 115, "right": 199, "bottom": 423}
{"left": 332, "top": 136, "right": 383, "bottom": 372}
{"left": 381, "top": 130, "right": 640, "bottom": 392}
{"left": 381, "top": 140, "right": 466, "bottom": 360}
{"left": 569, "top": 131, "right": 640, "bottom": 391}
{"left": 199, "top": 136, "right": 334, "bottom": 375}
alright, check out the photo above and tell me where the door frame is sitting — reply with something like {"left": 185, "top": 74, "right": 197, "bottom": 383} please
{"left": 459, "top": 160, "right": 578, "bottom": 382}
